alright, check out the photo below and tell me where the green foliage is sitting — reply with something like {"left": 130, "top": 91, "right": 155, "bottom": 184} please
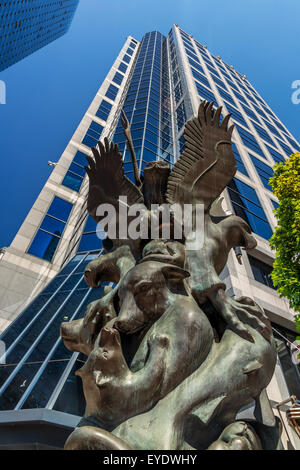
{"left": 269, "top": 153, "right": 300, "bottom": 317}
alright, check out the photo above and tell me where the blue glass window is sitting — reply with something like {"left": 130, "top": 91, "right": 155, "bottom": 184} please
{"left": 192, "top": 68, "right": 211, "bottom": 89}
{"left": 240, "top": 104, "right": 258, "bottom": 121}
{"left": 62, "top": 171, "right": 82, "bottom": 192}
{"left": 126, "top": 47, "right": 134, "bottom": 56}
{"left": 233, "top": 91, "right": 248, "bottom": 105}
{"left": 174, "top": 81, "right": 183, "bottom": 104}
{"left": 232, "top": 143, "right": 248, "bottom": 176}
{"left": 261, "top": 120, "right": 284, "bottom": 140}
{"left": 251, "top": 121, "right": 275, "bottom": 146}
{"left": 176, "top": 101, "right": 186, "bottom": 132}
{"left": 185, "top": 49, "right": 199, "bottom": 63}
{"left": 123, "top": 54, "right": 131, "bottom": 64}
{"left": 78, "top": 216, "right": 105, "bottom": 252}
{"left": 73, "top": 151, "right": 88, "bottom": 167}
{"left": 118, "top": 62, "right": 128, "bottom": 73}
{"left": 228, "top": 178, "right": 272, "bottom": 239}
{"left": 47, "top": 197, "right": 73, "bottom": 222}
{"left": 62, "top": 151, "right": 88, "bottom": 192}
{"left": 40, "top": 216, "right": 65, "bottom": 237}
{"left": 224, "top": 102, "right": 248, "bottom": 127}
{"left": 95, "top": 99, "right": 112, "bottom": 121}
{"left": 248, "top": 255, "right": 275, "bottom": 289}
{"left": 285, "top": 136, "right": 300, "bottom": 152}
{"left": 264, "top": 144, "right": 285, "bottom": 164}
{"left": 82, "top": 121, "right": 104, "bottom": 147}
{"left": 28, "top": 197, "right": 73, "bottom": 262}
{"left": 28, "top": 231, "right": 61, "bottom": 262}
{"left": 249, "top": 154, "right": 273, "bottom": 190}
{"left": 112, "top": 71, "right": 124, "bottom": 86}
{"left": 184, "top": 43, "right": 196, "bottom": 55}
{"left": 235, "top": 124, "right": 264, "bottom": 155}
{"left": 217, "top": 86, "right": 235, "bottom": 104}
{"left": 276, "top": 140, "right": 294, "bottom": 158}
{"left": 195, "top": 83, "right": 215, "bottom": 103}
{"left": 105, "top": 84, "right": 119, "bottom": 100}
{"left": 210, "top": 74, "right": 227, "bottom": 89}
{"left": 129, "top": 41, "right": 136, "bottom": 49}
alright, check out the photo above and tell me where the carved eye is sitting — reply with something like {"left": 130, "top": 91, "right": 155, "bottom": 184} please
{"left": 102, "top": 350, "right": 109, "bottom": 360}
{"left": 134, "top": 283, "right": 152, "bottom": 296}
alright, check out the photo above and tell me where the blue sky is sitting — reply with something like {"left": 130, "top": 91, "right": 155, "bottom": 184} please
{"left": 0, "top": 0, "right": 299, "bottom": 247}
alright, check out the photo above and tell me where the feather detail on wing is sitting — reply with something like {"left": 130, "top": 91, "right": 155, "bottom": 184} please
{"left": 85, "top": 137, "right": 144, "bottom": 225}
{"left": 166, "top": 100, "right": 236, "bottom": 211}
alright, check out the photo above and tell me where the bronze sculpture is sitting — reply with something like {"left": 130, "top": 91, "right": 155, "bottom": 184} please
{"left": 61, "top": 100, "right": 280, "bottom": 450}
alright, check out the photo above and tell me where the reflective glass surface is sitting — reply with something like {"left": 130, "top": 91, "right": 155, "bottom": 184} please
{"left": 228, "top": 178, "right": 273, "bottom": 240}
{"left": 0, "top": 252, "right": 102, "bottom": 413}
{"left": 27, "top": 197, "right": 73, "bottom": 262}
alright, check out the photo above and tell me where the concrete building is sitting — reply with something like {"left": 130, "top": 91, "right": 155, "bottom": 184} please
{"left": 0, "top": 0, "right": 79, "bottom": 72}
{"left": 0, "top": 26, "right": 299, "bottom": 449}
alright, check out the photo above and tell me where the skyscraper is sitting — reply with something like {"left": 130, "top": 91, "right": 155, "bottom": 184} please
{"left": 0, "top": 0, "right": 79, "bottom": 72}
{"left": 0, "top": 26, "right": 299, "bottom": 449}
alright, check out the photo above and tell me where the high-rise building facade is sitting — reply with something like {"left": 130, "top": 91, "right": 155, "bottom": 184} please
{"left": 0, "top": 26, "right": 299, "bottom": 449}
{"left": 0, "top": 0, "right": 79, "bottom": 72}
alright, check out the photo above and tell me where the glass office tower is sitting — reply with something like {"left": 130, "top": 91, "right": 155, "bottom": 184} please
{"left": 0, "top": 26, "right": 299, "bottom": 449}
{"left": 0, "top": 0, "right": 79, "bottom": 72}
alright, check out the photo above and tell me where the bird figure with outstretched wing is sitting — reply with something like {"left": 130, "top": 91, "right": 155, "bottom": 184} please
{"left": 166, "top": 100, "right": 236, "bottom": 212}
{"left": 83, "top": 101, "right": 268, "bottom": 344}
{"left": 164, "top": 100, "right": 267, "bottom": 344}
{"left": 85, "top": 138, "right": 144, "bottom": 226}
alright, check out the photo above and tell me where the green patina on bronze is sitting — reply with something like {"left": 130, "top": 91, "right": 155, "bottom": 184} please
{"left": 60, "top": 101, "right": 281, "bottom": 450}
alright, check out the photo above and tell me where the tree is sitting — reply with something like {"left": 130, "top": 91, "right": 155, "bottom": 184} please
{"left": 269, "top": 153, "right": 300, "bottom": 325}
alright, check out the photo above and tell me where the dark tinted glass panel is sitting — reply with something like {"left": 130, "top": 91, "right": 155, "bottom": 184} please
{"left": 232, "top": 143, "right": 248, "bottom": 176}
{"left": 196, "top": 83, "right": 215, "bottom": 103}
{"left": 249, "top": 154, "right": 273, "bottom": 190}
{"left": 248, "top": 254, "right": 275, "bottom": 289}
{"left": 123, "top": 54, "right": 131, "bottom": 64}
{"left": 40, "top": 216, "right": 65, "bottom": 237}
{"left": 235, "top": 124, "right": 263, "bottom": 155}
{"left": 89, "top": 121, "right": 103, "bottom": 135}
{"left": 224, "top": 102, "right": 248, "bottom": 127}
{"left": 228, "top": 179, "right": 273, "bottom": 239}
{"left": 47, "top": 197, "right": 72, "bottom": 222}
{"left": 28, "top": 230, "right": 60, "bottom": 261}
{"left": 21, "top": 351, "right": 74, "bottom": 410}
{"left": 0, "top": 363, "right": 41, "bottom": 410}
{"left": 73, "top": 151, "right": 88, "bottom": 167}
{"left": 264, "top": 144, "right": 285, "bottom": 164}
{"left": 273, "top": 327, "right": 300, "bottom": 397}
{"left": 83, "top": 216, "right": 98, "bottom": 232}
{"left": 276, "top": 140, "right": 294, "bottom": 157}
{"left": 62, "top": 172, "right": 82, "bottom": 192}
{"left": 78, "top": 232, "right": 103, "bottom": 252}
{"left": 53, "top": 358, "right": 85, "bottom": 416}
{"left": 105, "top": 84, "right": 119, "bottom": 100}
{"left": 192, "top": 69, "right": 210, "bottom": 89}
{"left": 69, "top": 162, "right": 86, "bottom": 177}
{"left": 118, "top": 62, "right": 128, "bottom": 73}
{"left": 112, "top": 72, "right": 124, "bottom": 86}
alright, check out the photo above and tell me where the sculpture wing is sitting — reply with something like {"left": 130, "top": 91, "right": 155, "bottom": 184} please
{"left": 166, "top": 101, "right": 236, "bottom": 211}
{"left": 85, "top": 137, "right": 144, "bottom": 223}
